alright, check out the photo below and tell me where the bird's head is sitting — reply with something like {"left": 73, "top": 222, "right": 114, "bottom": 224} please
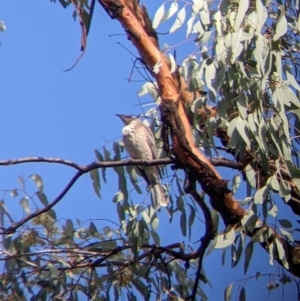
{"left": 115, "top": 114, "right": 137, "bottom": 125}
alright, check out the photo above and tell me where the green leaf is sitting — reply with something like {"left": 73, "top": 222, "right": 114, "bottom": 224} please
{"left": 176, "top": 196, "right": 185, "bottom": 212}
{"left": 137, "top": 82, "right": 149, "bottom": 97}
{"left": 244, "top": 241, "right": 253, "bottom": 274}
{"left": 199, "top": 2, "right": 210, "bottom": 25}
{"left": 279, "top": 112, "right": 291, "bottom": 142}
{"left": 117, "top": 204, "right": 125, "bottom": 226}
{"left": 256, "top": 0, "right": 267, "bottom": 32}
{"left": 141, "top": 210, "right": 150, "bottom": 224}
{"left": 65, "top": 219, "right": 74, "bottom": 235}
{"left": 234, "top": 0, "right": 249, "bottom": 32}
{"left": 192, "top": 1, "right": 204, "bottom": 14}
{"left": 286, "top": 160, "right": 300, "bottom": 186}
{"left": 89, "top": 222, "right": 97, "bottom": 236}
{"left": 114, "top": 167, "right": 128, "bottom": 202}
{"left": 136, "top": 220, "right": 145, "bottom": 249}
{"left": 113, "top": 142, "right": 121, "bottom": 160}
{"left": 36, "top": 191, "right": 48, "bottom": 206}
{"left": 248, "top": 113, "right": 258, "bottom": 138}
{"left": 132, "top": 278, "right": 150, "bottom": 300}
{"left": 95, "top": 150, "right": 106, "bottom": 184}
{"left": 103, "top": 146, "right": 111, "bottom": 161}
{"left": 151, "top": 216, "right": 159, "bottom": 231}
{"left": 205, "top": 237, "right": 217, "bottom": 257}
{"left": 253, "top": 34, "right": 264, "bottom": 76}
{"left": 279, "top": 227, "right": 294, "bottom": 242}
{"left": 280, "top": 85, "right": 300, "bottom": 108}
{"left": 211, "top": 209, "right": 219, "bottom": 234}
{"left": 150, "top": 230, "right": 160, "bottom": 245}
{"left": 186, "top": 12, "right": 196, "bottom": 38}
{"left": 224, "top": 283, "right": 233, "bottom": 301}
{"left": 221, "top": 247, "right": 226, "bottom": 266}
{"left": 205, "top": 63, "right": 217, "bottom": 101}
{"left": 236, "top": 94, "right": 248, "bottom": 119}
{"left": 275, "top": 237, "right": 286, "bottom": 261}
{"left": 112, "top": 191, "right": 124, "bottom": 203}
{"left": 10, "top": 189, "right": 18, "bottom": 197}
{"left": 164, "top": 1, "right": 179, "bottom": 22}
{"left": 231, "top": 244, "right": 237, "bottom": 267}
{"left": 251, "top": 227, "right": 270, "bottom": 243}
{"left": 19, "top": 198, "right": 30, "bottom": 214}
{"left": 232, "top": 174, "right": 241, "bottom": 194}
{"left": 94, "top": 149, "right": 103, "bottom": 162}
{"left": 278, "top": 219, "right": 292, "bottom": 228}
{"left": 0, "top": 20, "right": 6, "bottom": 31}
{"left": 30, "top": 174, "right": 43, "bottom": 193}
{"left": 125, "top": 166, "right": 142, "bottom": 195}
{"left": 285, "top": 65, "right": 300, "bottom": 91}
{"left": 232, "top": 234, "right": 244, "bottom": 268}
{"left": 47, "top": 263, "right": 58, "bottom": 277}
{"left": 138, "top": 82, "right": 158, "bottom": 100}
{"left": 269, "top": 241, "right": 274, "bottom": 266}
{"left": 258, "top": 119, "right": 269, "bottom": 156}
{"left": 268, "top": 204, "right": 278, "bottom": 217}
{"left": 180, "top": 211, "right": 187, "bottom": 237}
{"left": 238, "top": 287, "right": 246, "bottom": 301}
{"left": 215, "top": 227, "right": 235, "bottom": 249}
{"left": 267, "top": 175, "right": 279, "bottom": 191}
{"left": 90, "top": 169, "right": 101, "bottom": 199}
{"left": 47, "top": 209, "right": 57, "bottom": 221}
{"left": 273, "top": 15, "right": 287, "bottom": 41}
{"left": 237, "top": 197, "right": 253, "bottom": 206}
{"left": 175, "top": 177, "right": 185, "bottom": 196}
{"left": 152, "top": 3, "right": 165, "bottom": 29}
{"left": 75, "top": 218, "right": 81, "bottom": 226}
{"left": 244, "top": 164, "right": 256, "bottom": 189}
{"left": 241, "top": 210, "right": 257, "bottom": 233}
{"left": 169, "top": 6, "right": 186, "bottom": 34}
{"left": 58, "top": 0, "right": 69, "bottom": 8}
{"left": 168, "top": 53, "right": 176, "bottom": 73}
{"left": 254, "top": 186, "right": 268, "bottom": 204}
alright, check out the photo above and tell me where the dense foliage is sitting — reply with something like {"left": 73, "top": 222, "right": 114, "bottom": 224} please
{"left": 1, "top": 0, "right": 300, "bottom": 300}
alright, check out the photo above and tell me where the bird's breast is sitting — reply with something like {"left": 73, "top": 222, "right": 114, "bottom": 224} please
{"left": 122, "top": 125, "right": 153, "bottom": 160}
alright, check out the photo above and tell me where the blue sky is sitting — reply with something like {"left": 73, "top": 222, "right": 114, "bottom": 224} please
{"left": 0, "top": 1, "right": 297, "bottom": 300}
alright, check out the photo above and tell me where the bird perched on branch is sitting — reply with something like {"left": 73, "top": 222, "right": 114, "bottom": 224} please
{"left": 116, "top": 114, "right": 168, "bottom": 209}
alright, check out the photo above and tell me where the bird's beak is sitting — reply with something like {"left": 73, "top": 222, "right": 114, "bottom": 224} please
{"left": 115, "top": 114, "right": 130, "bottom": 125}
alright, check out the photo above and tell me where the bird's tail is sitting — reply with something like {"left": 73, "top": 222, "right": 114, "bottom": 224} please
{"left": 150, "top": 183, "right": 168, "bottom": 210}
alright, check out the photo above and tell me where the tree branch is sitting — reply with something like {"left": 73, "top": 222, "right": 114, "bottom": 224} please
{"left": 0, "top": 156, "right": 243, "bottom": 170}
{"left": 0, "top": 155, "right": 242, "bottom": 235}
{"left": 3, "top": 170, "right": 83, "bottom": 234}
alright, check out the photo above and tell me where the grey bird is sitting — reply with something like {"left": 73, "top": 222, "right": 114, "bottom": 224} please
{"left": 116, "top": 114, "right": 168, "bottom": 209}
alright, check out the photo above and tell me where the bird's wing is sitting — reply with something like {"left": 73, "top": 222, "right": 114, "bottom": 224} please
{"left": 144, "top": 125, "right": 158, "bottom": 159}
{"left": 136, "top": 166, "right": 151, "bottom": 185}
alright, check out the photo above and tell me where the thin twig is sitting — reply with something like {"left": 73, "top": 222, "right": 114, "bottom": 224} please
{"left": 188, "top": 189, "right": 215, "bottom": 301}
{"left": 3, "top": 170, "right": 83, "bottom": 234}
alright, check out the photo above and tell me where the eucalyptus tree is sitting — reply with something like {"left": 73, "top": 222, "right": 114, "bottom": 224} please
{"left": 1, "top": 0, "right": 300, "bottom": 300}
